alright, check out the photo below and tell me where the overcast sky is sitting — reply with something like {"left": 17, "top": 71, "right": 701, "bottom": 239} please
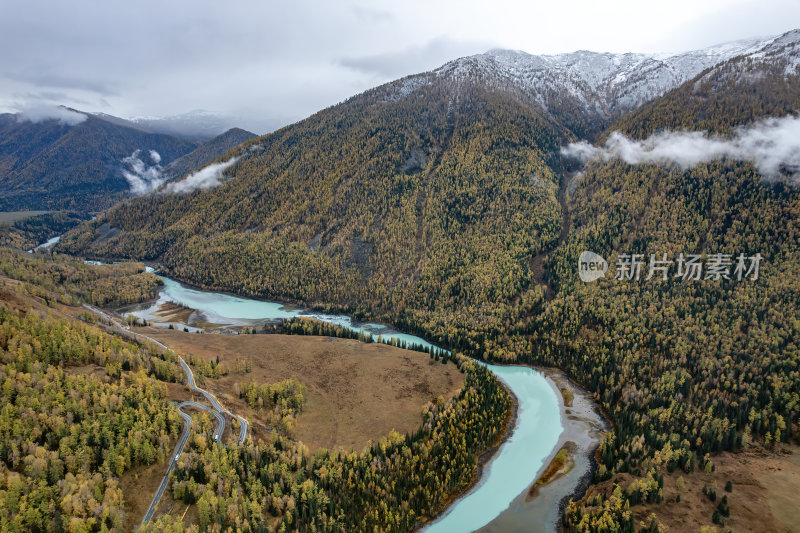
{"left": 1, "top": 0, "right": 798, "bottom": 133}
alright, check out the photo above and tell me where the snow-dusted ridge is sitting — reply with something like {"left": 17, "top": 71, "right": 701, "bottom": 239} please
{"left": 383, "top": 30, "right": 799, "bottom": 125}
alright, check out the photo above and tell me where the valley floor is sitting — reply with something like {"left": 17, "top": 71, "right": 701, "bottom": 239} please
{"left": 136, "top": 328, "right": 465, "bottom": 452}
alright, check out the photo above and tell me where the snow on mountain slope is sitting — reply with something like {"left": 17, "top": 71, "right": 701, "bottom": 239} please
{"left": 707, "top": 29, "right": 800, "bottom": 80}
{"left": 381, "top": 30, "right": 798, "bottom": 133}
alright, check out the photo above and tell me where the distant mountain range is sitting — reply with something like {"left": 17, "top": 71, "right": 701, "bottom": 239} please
{"left": 380, "top": 31, "right": 794, "bottom": 138}
{"left": 5, "top": 32, "right": 794, "bottom": 215}
{"left": 0, "top": 110, "right": 255, "bottom": 212}
{"left": 127, "top": 110, "right": 241, "bottom": 142}
{"left": 92, "top": 109, "right": 255, "bottom": 141}
{"left": 125, "top": 109, "right": 285, "bottom": 141}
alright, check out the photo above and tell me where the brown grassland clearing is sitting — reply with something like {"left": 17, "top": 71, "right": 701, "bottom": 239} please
{"left": 586, "top": 445, "right": 800, "bottom": 532}
{"left": 138, "top": 327, "right": 465, "bottom": 452}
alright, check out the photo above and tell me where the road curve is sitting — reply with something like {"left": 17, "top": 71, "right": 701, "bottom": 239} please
{"left": 179, "top": 401, "right": 225, "bottom": 444}
{"left": 81, "top": 304, "right": 250, "bottom": 526}
{"left": 137, "top": 402, "right": 224, "bottom": 528}
{"left": 177, "top": 358, "right": 247, "bottom": 444}
{"left": 83, "top": 304, "right": 248, "bottom": 444}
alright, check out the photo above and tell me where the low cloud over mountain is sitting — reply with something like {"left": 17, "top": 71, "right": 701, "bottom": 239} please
{"left": 562, "top": 115, "right": 800, "bottom": 182}
{"left": 121, "top": 149, "right": 164, "bottom": 195}
{"left": 15, "top": 105, "right": 87, "bottom": 126}
{"left": 164, "top": 155, "right": 240, "bottom": 194}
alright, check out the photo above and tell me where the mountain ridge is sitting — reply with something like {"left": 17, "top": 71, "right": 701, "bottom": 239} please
{"left": 0, "top": 112, "right": 197, "bottom": 212}
{"left": 58, "top": 29, "right": 800, "bottom": 320}
{"left": 372, "top": 31, "right": 794, "bottom": 138}
{"left": 0, "top": 111, "right": 257, "bottom": 212}
{"left": 162, "top": 127, "right": 256, "bottom": 181}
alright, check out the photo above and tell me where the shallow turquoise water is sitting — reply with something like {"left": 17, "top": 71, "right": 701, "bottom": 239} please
{"left": 422, "top": 364, "right": 562, "bottom": 532}
{"left": 130, "top": 275, "right": 564, "bottom": 532}
{"left": 159, "top": 276, "right": 301, "bottom": 320}
{"left": 131, "top": 275, "right": 442, "bottom": 351}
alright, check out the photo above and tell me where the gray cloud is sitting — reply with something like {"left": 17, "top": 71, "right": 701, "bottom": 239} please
{"left": 16, "top": 90, "right": 84, "bottom": 104}
{"left": 655, "top": 0, "right": 800, "bottom": 52}
{"left": 164, "top": 156, "right": 240, "bottom": 194}
{"left": 561, "top": 115, "right": 800, "bottom": 182}
{"left": 122, "top": 150, "right": 164, "bottom": 194}
{"left": 6, "top": 69, "right": 117, "bottom": 96}
{"left": 351, "top": 6, "right": 394, "bottom": 23}
{"left": 15, "top": 104, "right": 87, "bottom": 125}
{"left": 340, "top": 37, "right": 491, "bottom": 78}
{"left": 1, "top": 1, "right": 798, "bottom": 134}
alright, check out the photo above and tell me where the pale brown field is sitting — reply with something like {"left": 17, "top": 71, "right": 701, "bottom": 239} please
{"left": 115, "top": 327, "right": 466, "bottom": 531}
{"left": 584, "top": 444, "right": 800, "bottom": 532}
{"left": 0, "top": 210, "right": 49, "bottom": 225}
{"left": 138, "top": 328, "right": 465, "bottom": 452}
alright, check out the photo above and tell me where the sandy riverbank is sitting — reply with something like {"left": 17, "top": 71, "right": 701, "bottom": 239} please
{"left": 475, "top": 367, "right": 609, "bottom": 533}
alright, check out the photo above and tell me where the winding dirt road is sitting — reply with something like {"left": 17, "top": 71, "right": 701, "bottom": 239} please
{"left": 81, "top": 304, "right": 249, "bottom": 528}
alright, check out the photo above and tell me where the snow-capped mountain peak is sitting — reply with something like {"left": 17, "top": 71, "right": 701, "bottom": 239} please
{"left": 381, "top": 29, "right": 798, "bottom": 134}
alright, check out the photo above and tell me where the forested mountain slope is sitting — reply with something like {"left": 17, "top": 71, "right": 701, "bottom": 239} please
{"left": 0, "top": 112, "right": 197, "bottom": 211}
{"left": 0, "top": 114, "right": 256, "bottom": 213}
{"left": 0, "top": 253, "right": 185, "bottom": 531}
{"left": 59, "top": 80, "right": 568, "bottom": 348}
{"left": 532, "top": 39, "right": 800, "bottom": 530}
{"left": 57, "top": 30, "right": 800, "bottom": 530}
{"left": 58, "top": 30, "right": 800, "bottom": 357}
{"left": 608, "top": 28, "right": 800, "bottom": 137}
{"left": 162, "top": 127, "right": 256, "bottom": 180}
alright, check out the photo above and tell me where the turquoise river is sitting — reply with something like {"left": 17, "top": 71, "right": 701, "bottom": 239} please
{"left": 126, "top": 274, "right": 572, "bottom": 532}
